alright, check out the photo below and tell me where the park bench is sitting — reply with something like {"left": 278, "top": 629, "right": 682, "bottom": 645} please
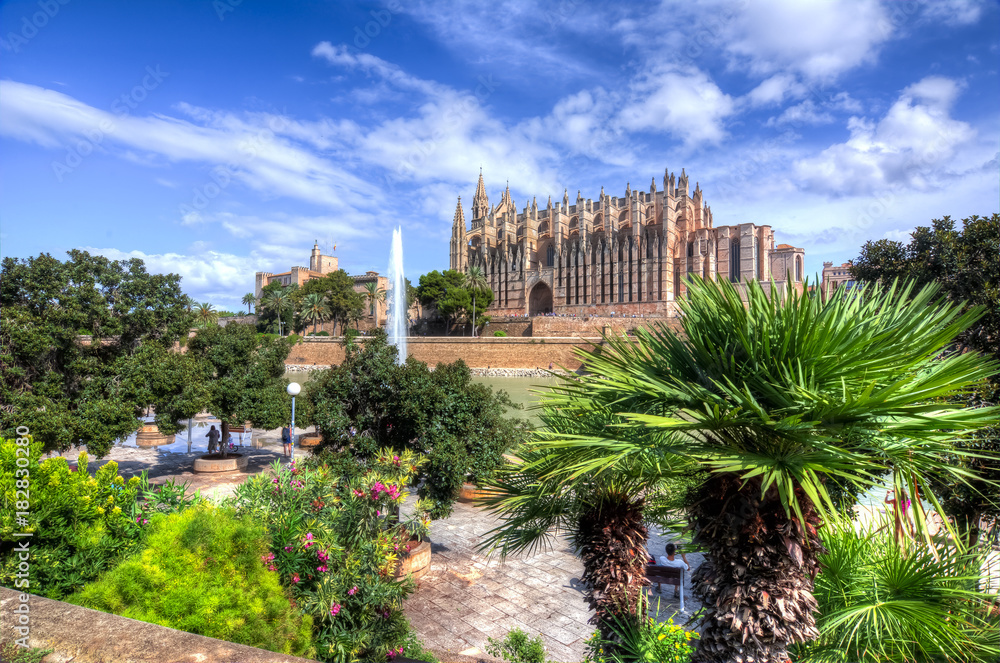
{"left": 646, "top": 564, "right": 686, "bottom": 613}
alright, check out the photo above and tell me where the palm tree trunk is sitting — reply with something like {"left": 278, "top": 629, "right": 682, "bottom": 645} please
{"left": 690, "top": 475, "right": 823, "bottom": 663}
{"left": 574, "top": 492, "right": 649, "bottom": 646}
{"left": 472, "top": 293, "right": 476, "bottom": 337}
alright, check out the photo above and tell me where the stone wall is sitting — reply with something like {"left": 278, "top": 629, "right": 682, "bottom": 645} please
{"left": 285, "top": 337, "right": 598, "bottom": 370}
{"left": 532, "top": 315, "right": 681, "bottom": 338}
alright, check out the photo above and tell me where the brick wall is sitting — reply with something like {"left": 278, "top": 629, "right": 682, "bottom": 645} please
{"left": 532, "top": 315, "right": 681, "bottom": 338}
{"left": 285, "top": 337, "right": 598, "bottom": 370}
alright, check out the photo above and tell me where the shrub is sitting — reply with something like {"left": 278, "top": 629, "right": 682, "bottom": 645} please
{"left": 287, "top": 333, "right": 302, "bottom": 344}
{"left": 226, "top": 449, "right": 428, "bottom": 661}
{"left": 584, "top": 602, "right": 697, "bottom": 663}
{"left": 792, "top": 515, "right": 1000, "bottom": 663}
{"left": 309, "top": 331, "right": 331, "bottom": 337}
{"left": 0, "top": 438, "right": 145, "bottom": 599}
{"left": 307, "top": 329, "right": 529, "bottom": 519}
{"left": 68, "top": 504, "right": 315, "bottom": 658}
{"left": 493, "top": 330, "right": 508, "bottom": 337}
{"left": 485, "top": 627, "right": 549, "bottom": 662}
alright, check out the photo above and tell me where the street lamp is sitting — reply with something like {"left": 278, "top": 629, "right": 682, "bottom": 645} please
{"left": 287, "top": 382, "right": 301, "bottom": 462}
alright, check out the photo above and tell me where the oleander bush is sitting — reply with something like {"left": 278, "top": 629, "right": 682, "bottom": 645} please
{"left": 0, "top": 437, "right": 144, "bottom": 599}
{"left": 68, "top": 504, "right": 315, "bottom": 658}
{"left": 226, "top": 449, "right": 432, "bottom": 662}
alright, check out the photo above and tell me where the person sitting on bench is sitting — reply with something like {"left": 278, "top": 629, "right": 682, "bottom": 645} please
{"left": 655, "top": 543, "right": 689, "bottom": 596}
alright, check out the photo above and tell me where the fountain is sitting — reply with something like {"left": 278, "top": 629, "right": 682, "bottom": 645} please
{"left": 387, "top": 226, "right": 407, "bottom": 364}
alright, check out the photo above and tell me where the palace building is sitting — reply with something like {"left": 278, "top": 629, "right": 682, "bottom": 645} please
{"left": 449, "top": 169, "right": 806, "bottom": 316}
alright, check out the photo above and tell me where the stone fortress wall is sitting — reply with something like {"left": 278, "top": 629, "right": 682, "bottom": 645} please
{"left": 286, "top": 336, "right": 597, "bottom": 371}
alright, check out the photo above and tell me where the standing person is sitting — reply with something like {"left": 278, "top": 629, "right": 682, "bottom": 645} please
{"left": 885, "top": 489, "right": 912, "bottom": 542}
{"left": 206, "top": 425, "right": 220, "bottom": 455}
{"left": 656, "top": 543, "right": 689, "bottom": 596}
{"left": 281, "top": 425, "right": 292, "bottom": 457}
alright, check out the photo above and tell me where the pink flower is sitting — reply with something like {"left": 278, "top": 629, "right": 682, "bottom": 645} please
{"left": 375, "top": 510, "right": 381, "bottom": 517}
{"left": 305, "top": 532, "right": 313, "bottom": 540}
{"left": 284, "top": 545, "right": 293, "bottom": 552}
{"left": 348, "top": 586, "right": 357, "bottom": 596}
{"left": 305, "top": 541, "right": 313, "bottom": 548}
{"left": 292, "top": 574, "right": 300, "bottom": 584}
{"left": 268, "top": 564, "right": 276, "bottom": 571}
{"left": 317, "top": 565, "right": 328, "bottom": 573}
{"left": 330, "top": 603, "right": 341, "bottom": 616}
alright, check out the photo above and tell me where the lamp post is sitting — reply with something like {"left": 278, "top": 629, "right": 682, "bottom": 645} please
{"left": 287, "top": 382, "right": 301, "bottom": 462}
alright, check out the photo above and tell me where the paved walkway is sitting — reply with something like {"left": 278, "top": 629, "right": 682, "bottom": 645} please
{"left": 403, "top": 499, "right": 703, "bottom": 663}
{"left": 52, "top": 439, "right": 704, "bottom": 663}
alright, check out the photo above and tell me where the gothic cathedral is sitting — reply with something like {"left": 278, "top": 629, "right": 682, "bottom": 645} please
{"left": 450, "top": 169, "right": 806, "bottom": 317}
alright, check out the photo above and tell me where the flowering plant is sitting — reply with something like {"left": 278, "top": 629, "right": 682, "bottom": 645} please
{"left": 227, "top": 447, "right": 429, "bottom": 661}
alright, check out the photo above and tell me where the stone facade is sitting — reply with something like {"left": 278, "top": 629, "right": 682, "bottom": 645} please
{"left": 450, "top": 169, "right": 806, "bottom": 316}
{"left": 822, "top": 261, "right": 855, "bottom": 298}
{"left": 254, "top": 242, "right": 389, "bottom": 327}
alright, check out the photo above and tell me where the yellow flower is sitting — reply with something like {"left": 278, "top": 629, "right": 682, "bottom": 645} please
{"left": 658, "top": 634, "right": 666, "bottom": 641}
{"left": 112, "top": 506, "right": 122, "bottom": 515}
{"left": 96, "top": 507, "right": 105, "bottom": 515}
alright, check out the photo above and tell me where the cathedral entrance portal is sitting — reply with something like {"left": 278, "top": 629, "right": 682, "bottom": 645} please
{"left": 528, "top": 282, "right": 553, "bottom": 316}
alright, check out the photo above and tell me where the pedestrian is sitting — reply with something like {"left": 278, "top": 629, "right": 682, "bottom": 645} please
{"left": 656, "top": 543, "right": 689, "bottom": 596}
{"left": 206, "top": 425, "right": 220, "bottom": 454}
{"left": 281, "top": 425, "right": 292, "bottom": 457}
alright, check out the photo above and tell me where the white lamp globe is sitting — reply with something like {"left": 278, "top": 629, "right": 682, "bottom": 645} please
{"left": 287, "top": 382, "right": 301, "bottom": 396}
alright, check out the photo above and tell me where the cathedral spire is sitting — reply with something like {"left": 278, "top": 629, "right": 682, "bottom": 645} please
{"left": 473, "top": 170, "right": 489, "bottom": 220}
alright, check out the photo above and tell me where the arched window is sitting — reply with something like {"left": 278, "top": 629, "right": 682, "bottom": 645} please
{"left": 729, "top": 238, "right": 740, "bottom": 282}
{"left": 795, "top": 255, "right": 803, "bottom": 282}
{"left": 546, "top": 244, "right": 555, "bottom": 267}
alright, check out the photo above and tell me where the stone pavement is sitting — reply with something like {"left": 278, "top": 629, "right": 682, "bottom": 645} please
{"left": 403, "top": 499, "right": 703, "bottom": 663}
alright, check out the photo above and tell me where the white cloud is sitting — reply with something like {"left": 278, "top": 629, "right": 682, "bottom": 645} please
{"left": 617, "top": 65, "right": 735, "bottom": 145}
{"left": 766, "top": 93, "right": 862, "bottom": 127}
{"left": 745, "top": 74, "right": 805, "bottom": 108}
{"left": 794, "top": 76, "right": 975, "bottom": 194}
{"left": 919, "top": 0, "right": 988, "bottom": 26}
{"left": 718, "top": 0, "right": 891, "bottom": 82}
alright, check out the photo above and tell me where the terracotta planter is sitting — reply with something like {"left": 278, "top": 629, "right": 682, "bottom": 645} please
{"left": 458, "top": 482, "right": 490, "bottom": 504}
{"left": 396, "top": 538, "right": 432, "bottom": 581}
{"left": 136, "top": 423, "right": 173, "bottom": 447}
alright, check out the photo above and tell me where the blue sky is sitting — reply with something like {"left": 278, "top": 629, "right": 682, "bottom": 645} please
{"left": 1, "top": 0, "right": 997, "bottom": 311}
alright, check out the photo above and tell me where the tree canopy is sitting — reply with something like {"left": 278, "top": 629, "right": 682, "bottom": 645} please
{"left": 305, "top": 329, "right": 528, "bottom": 518}
{"left": 851, "top": 213, "right": 1000, "bottom": 542}
{"left": 417, "top": 269, "right": 492, "bottom": 333}
{"left": 1, "top": 251, "right": 192, "bottom": 455}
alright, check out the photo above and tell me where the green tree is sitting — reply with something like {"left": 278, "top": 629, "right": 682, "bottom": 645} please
{"left": 362, "top": 281, "right": 386, "bottom": 327}
{"left": 299, "top": 293, "right": 330, "bottom": 334}
{"left": 194, "top": 302, "right": 218, "bottom": 328}
{"left": 0, "top": 251, "right": 192, "bottom": 456}
{"left": 261, "top": 286, "right": 293, "bottom": 336}
{"left": 481, "top": 277, "right": 998, "bottom": 662}
{"left": 295, "top": 270, "right": 364, "bottom": 336}
{"left": 417, "top": 269, "right": 470, "bottom": 334}
{"left": 306, "top": 329, "right": 528, "bottom": 518}
{"left": 185, "top": 323, "right": 293, "bottom": 457}
{"left": 463, "top": 265, "right": 491, "bottom": 337}
{"left": 852, "top": 214, "right": 1000, "bottom": 543}
{"left": 242, "top": 292, "right": 256, "bottom": 314}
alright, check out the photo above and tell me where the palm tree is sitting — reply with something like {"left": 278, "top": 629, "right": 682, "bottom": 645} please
{"left": 194, "top": 302, "right": 218, "bottom": 327}
{"left": 362, "top": 281, "right": 386, "bottom": 328}
{"left": 300, "top": 293, "right": 330, "bottom": 334}
{"left": 261, "top": 287, "right": 292, "bottom": 336}
{"left": 241, "top": 292, "right": 256, "bottom": 315}
{"left": 481, "top": 277, "right": 998, "bottom": 662}
{"left": 464, "top": 265, "right": 489, "bottom": 337}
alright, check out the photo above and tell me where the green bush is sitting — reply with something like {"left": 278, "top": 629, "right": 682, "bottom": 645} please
{"left": 493, "top": 330, "right": 508, "bottom": 337}
{"left": 0, "top": 438, "right": 145, "bottom": 599}
{"left": 68, "top": 504, "right": 315, "bottom": 658}
{"left": 306, "top": 329, "right": 530, "bottom": 519}
{"left": 486, "top": 627, "right": 549, "bottom": 662}
{"left": 584, "top": 602, "right": 697, "bottom": 662}
{"left": 308, "top": 331, "right": 330, "bottom": 337}
{"left": 287, "top": 333, "right": 302, "bottom": 344}
{"left": 226, "top": 450, "right": 428, "bottom": 661}
{"left": 792, "top": 515, "right": 1000, "bottom": 663}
